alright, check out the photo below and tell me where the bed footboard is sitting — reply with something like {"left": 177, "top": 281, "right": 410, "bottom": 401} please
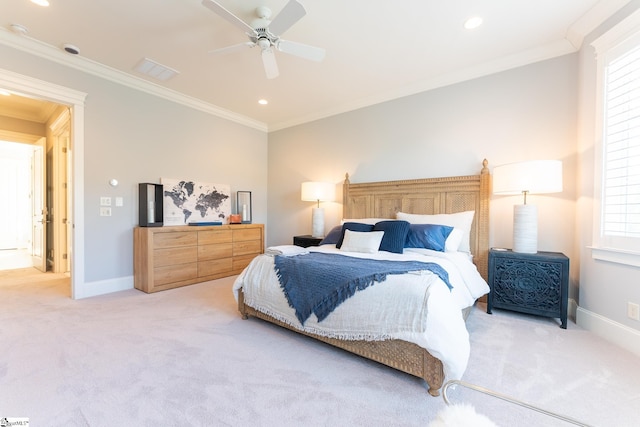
{"left": 237, "top": 289, "right": 445, "bottom": 396}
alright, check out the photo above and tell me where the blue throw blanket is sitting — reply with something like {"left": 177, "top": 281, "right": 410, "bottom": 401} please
{"left": 273, "top": 252, "right": 452, "bottom": 325}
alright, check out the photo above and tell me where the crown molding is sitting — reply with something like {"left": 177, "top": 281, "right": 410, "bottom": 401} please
{"left": 566, "top": 0, "right": 633, "bottom": 49}
{"left": 0, "top": 28, "right": 268, "bottom": 133}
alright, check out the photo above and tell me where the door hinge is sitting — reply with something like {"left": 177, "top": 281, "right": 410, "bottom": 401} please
{"left": 63, "top": 253, "right": 68, "bottom": 259}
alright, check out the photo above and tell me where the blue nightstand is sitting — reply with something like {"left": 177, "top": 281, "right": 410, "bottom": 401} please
{"left": 487, "top": 249, "right": 569, "bottom": 329}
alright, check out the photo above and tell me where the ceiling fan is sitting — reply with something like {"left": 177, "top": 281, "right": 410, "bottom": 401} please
{"left": 202, "top": 0, "right": 325, "bottom": 79}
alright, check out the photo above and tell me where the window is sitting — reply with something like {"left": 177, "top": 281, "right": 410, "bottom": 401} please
{"left": 592, "top": 10, "right": 640, "bottom": 267}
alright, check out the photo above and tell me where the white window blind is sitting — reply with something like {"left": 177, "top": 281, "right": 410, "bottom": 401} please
{"left": 602, "top": 45, "right": 640, "bottom": 240}
{"left": 591, "top": 10, "right": 640, "bottom": 266}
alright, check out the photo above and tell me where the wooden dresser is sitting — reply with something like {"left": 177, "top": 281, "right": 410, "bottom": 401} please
{"left": 134, "top": 224, "right": 264, "bottom": 293}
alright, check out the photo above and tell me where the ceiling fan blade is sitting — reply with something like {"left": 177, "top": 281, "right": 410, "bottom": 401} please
{"left": 201, "top": 0, "right": 255, "bottom": 34}
{"left": 261, "top": 49, "right": 279, "bottom": 79}
{"left": 268, "top": 0, "right": 306, "bottom": 36}
{"left": 208, "top": 42, "right": 255, "bottom": 55}
{"left": 277, "top": 40, "right": 325, "bottom": 62}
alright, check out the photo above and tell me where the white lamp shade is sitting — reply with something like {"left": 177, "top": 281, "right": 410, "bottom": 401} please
{"left": 301, "top": 181, "right": 335, "bottom": 202}
{"left": 493, "top": 160, "right": 563, "bottom": 195}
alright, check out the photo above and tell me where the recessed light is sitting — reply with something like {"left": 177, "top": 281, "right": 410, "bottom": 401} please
{"left": 31, "top": 0, "right": 50, "bottom": 7}
{"left": 464, "top": 16, "right": 483, "bottom": 30}
{"left": 10, "top": 23, "right": 28, "bottom": 35}
{"left": 63, "top": 44, "right": 80, "bottom": 55}
{"left": 258, "top": 99, "right": 268, "bottom": 105}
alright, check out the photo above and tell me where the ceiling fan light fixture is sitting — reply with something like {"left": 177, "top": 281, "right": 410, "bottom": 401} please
{"left": 203, "top": 0, "right": 324, "bottom": 79}
{"left": 257, "top": 38, "right": 271, "bottom": 50}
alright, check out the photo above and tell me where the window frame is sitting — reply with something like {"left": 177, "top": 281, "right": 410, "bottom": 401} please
{"left": 591, "top": 9, "right": 640, "bottom": 268}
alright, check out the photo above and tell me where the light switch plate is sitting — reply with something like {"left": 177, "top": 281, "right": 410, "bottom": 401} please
{"left": 115, "top": 197, "right": 123, "bottom": 207}
{"left": 100, "top": 197, "right": 112, "bottom": 206}
{"left": 100, "top": 207, "right": 112, "bottom": 216}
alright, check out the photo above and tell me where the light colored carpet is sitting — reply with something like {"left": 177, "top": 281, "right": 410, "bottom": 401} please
{"left": 0, "top": 268, "right": 638, "bottom": 426}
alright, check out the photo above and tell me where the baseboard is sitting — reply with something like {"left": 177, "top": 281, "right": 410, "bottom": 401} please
{"left": 74, "top": 275, "right": 134, "bottom": 299}
{"left": 576, "top": 306, "right": 640, "bottom": 357}
{"left": 568, "top": 298, "right": 578, "bottom": 322}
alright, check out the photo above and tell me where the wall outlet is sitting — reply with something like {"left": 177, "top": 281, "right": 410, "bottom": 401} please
{"left": 100, "top": 207, "right": 112, "bottom": 217}
{"left": 628, "top": 302, "right": 640, "bottom": 321}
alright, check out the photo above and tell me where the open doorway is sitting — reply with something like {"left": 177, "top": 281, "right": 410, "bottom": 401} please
{"left": 0, "top": 103, "right": 71, "bottom": 274}
{"left": 0, "top": 68, "right": 86, "bottom": 299}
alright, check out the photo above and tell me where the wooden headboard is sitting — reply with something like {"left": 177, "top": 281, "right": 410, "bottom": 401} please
{"left": 343, "top": 159, "right": 491, "bottom": 280}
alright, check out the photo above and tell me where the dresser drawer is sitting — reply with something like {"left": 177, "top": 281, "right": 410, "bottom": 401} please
{"left": 233, "top": 228, "right": 262, "bottom": 242}
{"left": 153, "top": 231, "right": 197, "bottom": 249}
{"left": 154, "top": 262, "right": 198, "bottom": 286}
{"left": 233, "top": 240, "right": 262, "bottom": 256}
{"left": 233, "top": 254, "right": 258, "bottom": 271}
{"left": 198, "top": 229, "right": 233, "bottom": 245}
{"left": 154, "top": 246, "right": 198, "bottom": 267}
{"left": 199, "top": 258, "right": 233, "bottom": 277}
{"left": 198, "top": 243, "right": 233, "bottom": 261}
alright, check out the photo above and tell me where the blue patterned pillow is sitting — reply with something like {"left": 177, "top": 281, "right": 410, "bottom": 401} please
{"left": 320, "top": 225, "right": 342, "bottom": 245}
{"left": 335, "top": 222, "right": 375, "bottom": 248}
{"left": 405, "top": 224, "right": 454, "bottom": 252}
{"left": 373, "top": 220, "right": 410, "bottom": 254}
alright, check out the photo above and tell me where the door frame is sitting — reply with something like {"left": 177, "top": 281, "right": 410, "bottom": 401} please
{"left": 0, "top": 68, "right": 86, "bottom": 299}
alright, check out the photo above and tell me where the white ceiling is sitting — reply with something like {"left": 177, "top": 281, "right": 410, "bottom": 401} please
{"left": 0, "top": 0, "right": 632, "bottom": 131}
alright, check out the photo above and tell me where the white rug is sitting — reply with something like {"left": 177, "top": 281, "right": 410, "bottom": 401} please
{"left": 429, "top": 404, "right": 497, "bottom": 427}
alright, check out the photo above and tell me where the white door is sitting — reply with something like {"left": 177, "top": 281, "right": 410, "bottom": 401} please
{"left": 31, "top": 139, "right": 46, "bottom": 272}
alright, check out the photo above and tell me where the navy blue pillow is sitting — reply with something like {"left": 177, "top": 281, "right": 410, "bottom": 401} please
{"left": 320, "top": 225, "right": 342, "bottom": 245}
{"left": 335, "top": 222, "right": 375, "bottom": 248}
{"left": 373, "top": 220, "right": 410, "bottom": 254}
{"left": 405, "top": 224, "right": 454, "bottom": 252}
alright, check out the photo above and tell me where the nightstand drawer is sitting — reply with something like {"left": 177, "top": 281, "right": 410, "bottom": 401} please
{"left": 487, "top": 249, "right": 569, "bottom": 328}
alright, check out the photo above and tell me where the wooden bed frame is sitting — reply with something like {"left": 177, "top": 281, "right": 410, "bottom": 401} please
{"left": 238, "top": 159, "right": 491, "bottom": 396}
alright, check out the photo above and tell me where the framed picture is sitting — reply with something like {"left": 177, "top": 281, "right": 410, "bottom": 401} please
{"left": 161, "top": 178, "right": 231, "bottom": 225}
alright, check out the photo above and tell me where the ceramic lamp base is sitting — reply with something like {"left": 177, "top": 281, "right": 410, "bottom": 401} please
{"left": 311, "top": 207, "right": 325, "bottom": 238}
{"left": 513, "top": 204, "right": 538, "bottom": 253}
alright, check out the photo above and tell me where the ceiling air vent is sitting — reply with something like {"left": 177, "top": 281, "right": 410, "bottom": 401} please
{"left": 133, "top": 58, "right": 179, "bottom": 81}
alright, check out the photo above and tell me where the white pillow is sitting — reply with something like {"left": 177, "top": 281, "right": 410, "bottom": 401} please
{"left": 339, "top": 229, "right": 384, "bottom": 253}
{"left": 444, "top": 228, "right": 464, "bottom": 252}
{"left": 396, "top": 211, "right": 475, "bottom": 253}
{"left": 341, "top": 218, "right": 390, "bottom": 225}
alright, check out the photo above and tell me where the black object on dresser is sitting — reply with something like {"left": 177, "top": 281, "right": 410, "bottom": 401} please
{"left": 293, "top": 235, "right": 323, "bottom": 248}
{"left": 487, "top": 249, "right": 569, "bottom": 329}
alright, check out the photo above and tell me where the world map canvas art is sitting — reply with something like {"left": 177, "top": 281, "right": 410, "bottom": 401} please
{"left": 161, "top": 178, "right": 231, "bottom": 226}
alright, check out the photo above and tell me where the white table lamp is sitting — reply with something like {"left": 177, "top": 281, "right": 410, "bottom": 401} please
{"left": 301, "top": 181, "right": 335, "bottom": 238}
{"left": 493, "top": 160, "right": 563, "bottom": 253}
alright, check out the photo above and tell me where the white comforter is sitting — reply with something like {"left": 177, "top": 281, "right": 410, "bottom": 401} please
{"left": 232, "top": 245, "right": 489, "bottom": 380}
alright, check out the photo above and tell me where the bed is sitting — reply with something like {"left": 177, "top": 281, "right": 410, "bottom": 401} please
{"left": 233, "top": 160, "right": 491, "bottom": 396}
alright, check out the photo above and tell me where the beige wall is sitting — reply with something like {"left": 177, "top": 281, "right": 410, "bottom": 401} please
{"left": 268, "top": 54, "right": 578, "bottom": 267}
{"left": 0, "top": 43, "right": 268, "bottom": 296}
